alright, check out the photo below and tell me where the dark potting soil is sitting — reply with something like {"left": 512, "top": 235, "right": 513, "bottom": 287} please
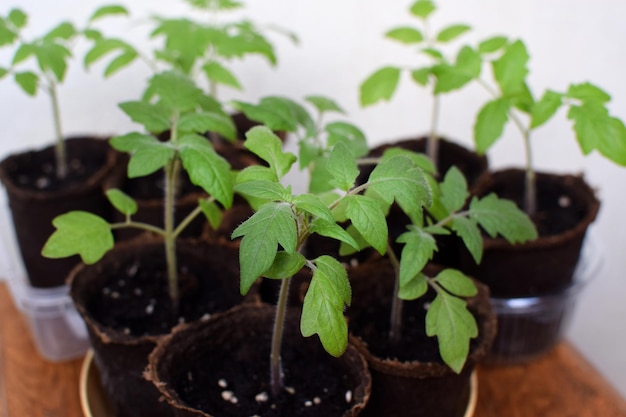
{"left": 3, "top": 142, "right": 108, "bottom": 193}
{"left": 172, "top": 313, "right": 358, "bottom": 417}
{"left": 87, "top": 245, "right": 241, "bottom": 336}
{"left": 121, "top": 169, "right": 201, "bottom": 200}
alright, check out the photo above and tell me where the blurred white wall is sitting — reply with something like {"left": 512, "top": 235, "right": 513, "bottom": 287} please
{"left": 1, "top": 0, "right": 625, "bottom": 396}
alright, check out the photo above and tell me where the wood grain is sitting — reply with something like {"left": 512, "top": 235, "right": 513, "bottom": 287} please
{"left": 0, "top": 281, "right": 625, "bottom": 417}
{"left": 0, "top": 282, "right": 83, "bottom": 417}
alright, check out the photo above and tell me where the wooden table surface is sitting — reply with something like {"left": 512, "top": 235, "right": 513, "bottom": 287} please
{"left": 1, "top": 281, "right": 625, "bottom": 417}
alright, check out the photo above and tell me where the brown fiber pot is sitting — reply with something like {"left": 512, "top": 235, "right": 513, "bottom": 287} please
{"left": 0, "top": 136, "right": 117, "bottom": 288}
{"left": 69, "top": 238, "right": 252, "bottom": 417}
{"left": 461, "top": 168, "right": 600, "bottom": 298}
{"left": 347, "top": 257, "right": 496, "bottom": 417}
{"left": 147, "top": 302, "right": 372, "bottom": 417}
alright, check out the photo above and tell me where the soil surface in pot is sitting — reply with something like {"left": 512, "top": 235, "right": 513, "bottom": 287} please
{"left": 0, "top": 137, "right": 112, "bottom": 195}
{"left": 83, "top": 240, "right": 243, "bottom": 337}
{"left": 157, "top": 304, "right": 367, "bottom": 417}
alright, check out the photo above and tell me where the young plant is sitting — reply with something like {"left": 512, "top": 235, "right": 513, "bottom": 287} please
{"left": 85, "top": 0, "right": 296, "bottom": 102}
{"left": 0, "top": 5, "right": 129, "bottom": 179}
{"left": 473, "top": 38, "right": 626, "bottom": 215}
{"left": 232, "top": 94, "right": 369, "bottom": 193}
{"left": 232, "top": 125, "right": 433, "bottom": 395}
{"left": 359, "top": 0, "right": 477, "bottom": 166}
{"left": 42, "top": 70, "right": 235, "bottom": 307}
{"left": 380, "top": 165, "right": 537, "bottom": 371}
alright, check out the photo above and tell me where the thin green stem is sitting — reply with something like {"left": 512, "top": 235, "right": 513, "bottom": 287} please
{"left": 387, "top": 244, "right": 403, "bottom": 345}
{"left": 270, "top": 275, "right": 291, "bottom": 397}
{"left": 173, "top": 196, "right": 216, "bottom": 238}
{"left": 476, "top": 78, "right": 536, "bottom": 215}
{"left": 427, "top": 91, "right": 441, "bottom": 171}
{"left": 163, "top": 114, "right": 181, "bottom": 308}
{"left": 111, "top": 221, "right": 166, "bottom": 236}
{"left": 47, "top": 76, "right": 66, "bottom": 179}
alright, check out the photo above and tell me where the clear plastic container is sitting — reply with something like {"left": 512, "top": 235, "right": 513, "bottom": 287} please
{"left": 486, "top": 230, "right": 602, "bottom": 365}
{"left": 0, "top": 194, "right": 90, "bottom": 362}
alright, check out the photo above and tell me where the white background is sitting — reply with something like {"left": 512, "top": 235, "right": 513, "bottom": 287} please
{"left": 1, "top": 0, "right": 625, "bottom": 396}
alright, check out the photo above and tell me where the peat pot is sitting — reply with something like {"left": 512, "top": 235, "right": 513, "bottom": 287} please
{"left": 147, "top": 303, "right": 372, "bottom": 417}
{"left": 70, "top": 238, "right": 249, "bottom": 417}
{"left": 0, "top": 137, "right": 117, "bottom": 287}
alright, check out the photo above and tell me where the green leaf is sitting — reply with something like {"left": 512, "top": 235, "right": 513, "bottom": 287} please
{"left": 8, "top": 9, "right": 27, "bottom": 29}
{"left": 244, "top": 126, "right": 296, "bottom": 179}
{"left": 232, "top": 202, "right": 297, "bottom": 294}
{"left": 106, "top": 188, "right": 137, "bottom": 216}
{"left": 12, "top": 43, "right": 35, "bottom": 65}
{"left": 398, "top": 272, "right": 428, "bottom": 300}
{"left": 236, "top": 165, "right": 278, "bottom": 184}
{"left": 325, "top": 122, "right": 369, "bottom": 158}
{"left": 385, "top": 27, "right": 424, "bottom": 44}
{"left": 0, "top": 19, "right": 18, "bottom": 46}
{"left": 439, "top": 166, "right": 468, "bottom": 213}
{"left": 344, "top": 195, "right": 388, "bottom": 255}
{"left": 411, "top": 67, "right": 431, "bottom": 86}
{"left": 478, "top": 36, "right": 508, "bottom": 54}
{"left": 89, "top": 5, "right": 129, "bottom": 23}
{"left": 301, "top": 255, "right": 350, "bottom": 357}
{"left": 84, "top": 38, "right": 130, "bottom": 68}
{"left": 293, "top": 194, "right": 335, "bottom": 224}
{"left": 492, "top": 40, "right": 529, "bottom": 96}
{"left": 566, "top": 82, "right": 611, "bottom": 104}
{"left": 531, "top": 90, "right": 563, "bottom": 129}
{"left": 436, "top": 24, "right": 471, "bottom": 43}
{"left": 179, "top": 134, "right": 234, "bottom": 208}
{"left": 367, "top": 155, "right": 432, "bottom": 218}
{"left": 310, "top": 219, "right": 360, "bottom": 252}
{"left": 104, "top": 50, "right": 138, "bottom": 77}
{"left": 410, "top": 0, "right": 436, "bottom": 19}
{"left": 381, "top": 148, "right": 436, "bottom": 174}
{"left": 426, "top": 292, "right": 478, "bottom": 373}
{"left": 34, "top": 42, "right": 72, "bottom": 81}
{"left": 432, "top": 46, "right": 481, "bottom": 94}
{"left": 178, "top": 111, "right": 236, "bottom": 140}
{"left": 42, "top": 211, "right": 113, "bottom": 264}
{"left": 199, "top": 198, "right": 223, "bottom": 230}
{"left": 235, "top": 180, "right": 288, "bottom": 202}
{"left": 14, "top": 72, "right": 38, "bottom": 96}
{"left": 397, "top": 227, "right": 437, "bottom": 292}
{"left": 469, "top": 194, "right": 538, "bottom": 243}
{"left": 435, "top": 269, "right": 477, "bottom": 297}
{"left": 473, "top": 98, "right": 511, "bottom": 154}
{"left": 202, "top": 61, "right": 242, "bottom": 90}
{"left": 43, "top": 22, "right": 76, "bottom": 41}
{"left": 421, "top": 47, "right": 444, "bottom": 60}
{"left": 360, "top": 66, "right": 401, "bottom": 106}
{"left": 259, "top": 96, "right": 315, "bottom": 137}
{"left": 327, "top": 142, "right": 359, "bottom": 191}
{"left": 262, "top": 251, "right": 306, "bottom": 279}
{"left": 450, "top": 216, "right": 483, "bottom": 264}
{"left": 146, "top": 71, "right": 203, "bottom": 113}
{"left": 0, "top": 68, "right": 7, "bottom": 79}
{"left": 110, "top": 132, "right": 175, "bottom": 177}
{"left": 305, "top": 95, "right": 345, "bottom": 114}
{"left": 118, "top": 101, "right": 171, "bottom": 133}
{"left": 567, "top": 102, "right": 626, "bottom": 164}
